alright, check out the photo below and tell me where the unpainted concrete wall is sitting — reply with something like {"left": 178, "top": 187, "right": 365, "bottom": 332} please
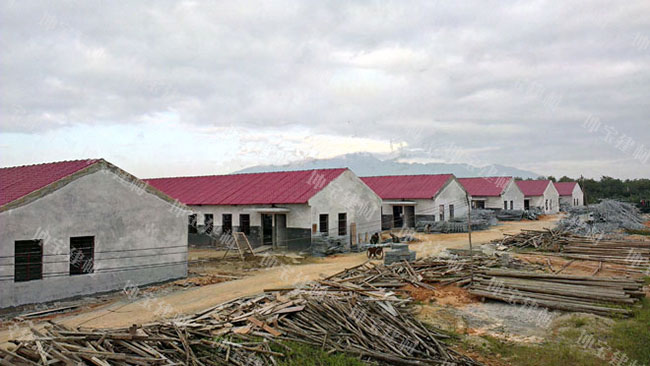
{"left": 0, "top": 169, "right": 187, "bottom": 308}
{"left": 309, "top": 170, "right": 382, "bottom": 247}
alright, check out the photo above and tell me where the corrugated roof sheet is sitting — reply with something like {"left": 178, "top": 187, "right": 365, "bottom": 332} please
{"left": 145, "top": 168, "right": 347, "bottom": 205}
{"left": 554, "top": 182, "right": 578, "bottom": 196}
{"left": 458, "top": 177, "right": 512, "bottom": 197}
{"left": 360, "top": 174, "right": 453, "bottom": 200}
{"left": 516, "top": 180, "right": 551, "bottom": 196}
{"left": 0, "top": 159, "right": 100, "bottom": 206}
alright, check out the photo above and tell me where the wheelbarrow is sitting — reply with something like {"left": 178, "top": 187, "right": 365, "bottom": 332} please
{"left": 364, "top": 243, "right": 390, "bottom": 259}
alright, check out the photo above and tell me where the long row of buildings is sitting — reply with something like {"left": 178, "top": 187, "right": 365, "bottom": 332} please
{"left": 0, "top": 159, "right": 584, "bottom": 308}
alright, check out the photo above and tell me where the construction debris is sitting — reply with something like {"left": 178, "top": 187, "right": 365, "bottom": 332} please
{"left": 492, "top": 229, "right": 650, "bottom": 273}
{"left": 492, "top": 229, "right": 573, "bottom": 251}
{"left": 470, "top": 269, "right": 645, "bottom": 317}
{"left": 3, "top": 279, "right": 483, "bottom": 365}
{"left": 557, "top": 199, "right": 645, "bottom": 235}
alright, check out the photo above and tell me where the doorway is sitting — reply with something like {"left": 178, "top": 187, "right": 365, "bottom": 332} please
{"left": 393, "top": 206, "right": 403, "bottom": 228}
{"left": 524, "top": 200, "right": 530, "bottom": 210}
{"left": 275, "top": 214, "right": 287, "bottom": 248}
{"left": 261, "top": 214, "right": 273, "bottom": 245}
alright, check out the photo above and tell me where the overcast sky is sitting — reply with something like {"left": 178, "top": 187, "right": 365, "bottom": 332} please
{"left": 1, "top": 0, "right": 649, "bottom": 179}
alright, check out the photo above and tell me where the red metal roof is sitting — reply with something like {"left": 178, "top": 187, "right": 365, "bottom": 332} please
{"left": 145, "top": 168, "right": 347, "bottom": 205}
{"left": 360, "top": 174, "right": 453, "bottom": 200}
{"left": 0, "top": 159, "right": 100, "bottom": 206}
{"left": 554, "top": 182, "right": 578, "bottom": 196}
{"left": 516, "top": 180, "right": 551, "bottom": 196}
{"left": 458, "top": 177, "right": 513, "bottom": 197}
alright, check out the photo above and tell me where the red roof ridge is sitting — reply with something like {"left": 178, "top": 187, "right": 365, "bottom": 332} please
{"left": 146, "top": 167, "right": 349, "bottom": 181}
{"left": 361, "top": 173, "right": 452, "bottom": 178}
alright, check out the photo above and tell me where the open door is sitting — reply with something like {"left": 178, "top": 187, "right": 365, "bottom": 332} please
{"left": 261, "top": 214, "right": 273, "bottom": 246}
{"left": 393, "top": 206, "right": 403, "bottom": 228}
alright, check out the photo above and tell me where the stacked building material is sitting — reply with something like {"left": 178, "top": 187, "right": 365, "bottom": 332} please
{"left": 492, "top": 229, "right": 573, "bottom": 250}
{"left": 557, "top": 199, "right": 645, "bottom": 235}
{"left": 470, "top": 269, "right": 645, "bottom": 317}
{"left": 561, "top": 238, "right": 650, "bottom": 272}
{"left": 310, "top": 233, "right": 347, "bottom": 257}
{"left": 3, "top": 283, "right": 482, "bottom": 365}
{"left": 493, "top": 229, "right": 650, "bottom": 273}
{"left": 384, "top": 243, "right": 416, "bottom": 265}
{"left": 496, "top": 209, "right": 540, "bottom": 221}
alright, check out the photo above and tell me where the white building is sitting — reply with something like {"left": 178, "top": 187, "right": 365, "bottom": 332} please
{"left": 554, "top": 182, "right": 584, "bottom": 209}
{"left": 360, "top": 174, "right": 469, "bottom": 229}
{"left": 458, "top": 177, "right": 525, "bottom": 210}
{"left": 146, "top": 168, "right": 382, "bottom": 251}
{"left": 515, "top": 180, "right": 560, "bottom": 214}
{"left": 0, "top": 159, "right": 187, "bottom": 308}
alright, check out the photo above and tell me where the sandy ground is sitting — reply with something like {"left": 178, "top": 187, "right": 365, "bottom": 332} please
{"left": 0, "top": 215, "right": 559, "bottom": 345}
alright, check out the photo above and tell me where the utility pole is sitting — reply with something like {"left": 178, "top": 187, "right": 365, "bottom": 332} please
{"left": 465, "top": 193, "right": 474, "bottom": 284}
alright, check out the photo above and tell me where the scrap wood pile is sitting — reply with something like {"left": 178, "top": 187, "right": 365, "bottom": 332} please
{"left": 561, "top": 238, "right": 650, "bottom": 273}
{"left": 557, "top": 199, "right": 645, "bottom": 235}
{"left": 323, "top": 254, "right": 537, "bottom": 291}
{"left": 492, "top": 229, "right": 576, "bottom": 250}
{"left": 493, "top": 229, "right": 650, "bottom": 273}
{"left": 469, "top": 269, "right": 645, "bottom": 317}
{"left": 3, "top": 282, "right": 482, "bottom": 366}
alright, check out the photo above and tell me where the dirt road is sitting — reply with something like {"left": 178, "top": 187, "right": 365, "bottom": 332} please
{"left": 0, "top": 216, "right": 559, "bottom": 344}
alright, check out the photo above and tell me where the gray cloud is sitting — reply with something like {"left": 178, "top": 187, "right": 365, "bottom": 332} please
{"left": 1, "top": 0, "right": 649, "bottom": 177}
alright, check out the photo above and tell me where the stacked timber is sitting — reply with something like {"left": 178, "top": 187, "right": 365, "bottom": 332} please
{"left": 470, "top": 269, "right": 645, "bottom": 317}
{"left": 561, "top": 238, "right": 650, "bottom": 272}
{"left": 494, "top": 229, "right": 650, "bottom": 272}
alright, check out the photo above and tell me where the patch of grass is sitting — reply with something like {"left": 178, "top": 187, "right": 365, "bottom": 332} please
{"left": 474, "top": 336, "right": 603, "bottom": 366}
{"left": 274, "top": 342, "right": 365, "bottom": 366}
{"left": 625, "top": 228, "right": 650, "bottom": 236}
{"left": 607, "top": 298, "right": 650, "bottom": 364}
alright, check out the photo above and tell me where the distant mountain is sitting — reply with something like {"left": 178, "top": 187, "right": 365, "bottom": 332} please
{"left": 235, "top": 153, "right": 540, "bottom": 178}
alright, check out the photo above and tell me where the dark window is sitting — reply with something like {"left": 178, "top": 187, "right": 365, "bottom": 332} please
{"left": 222, "top": 214, "right": 233, "bottom": 234}
{"left": 545, "top": 199, "right": 549, "bottom": 210}
{"left": 204, "top": 214, "right": 214, "bottom": 235}
{"left": 504, "top": 201, "right": 508, "bottom": 210}
{"left": 319, "top": 214, "right": 329, "bottom": 235}
{"left": 15, "top": 240, "right": 43, "bottom": 282}
{"left": 449, "top": 204, "right": 454, "bottom": 219}
{"left": 338, "top": 213, "right": 347, "bottom": 236}
{"left": 188, "top": 214, "right": 198, "bottom": 234}
{"left": 70, "top": 236, "right": 94, "bottom": 275}
{"left": 439, "top": 205, "right": 445, "bottom": 221}
{"left": 239, "top": 214, "right": 250, "bottom": 235}
{"left": 510, "top": 201, "right": 514, "bottom": 210}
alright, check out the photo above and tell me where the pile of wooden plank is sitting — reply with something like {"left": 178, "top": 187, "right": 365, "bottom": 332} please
{"left": 2, "top": 282, "right": 482, "bottom": 365}
{"left": 469, "top": 269, "right": 645, "bottom": 317}
{"left": 493, "top": 229, "right": 650, "bottom": 273}
{"left": 561, "top": 238, "right": 650, "bottom": 273}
